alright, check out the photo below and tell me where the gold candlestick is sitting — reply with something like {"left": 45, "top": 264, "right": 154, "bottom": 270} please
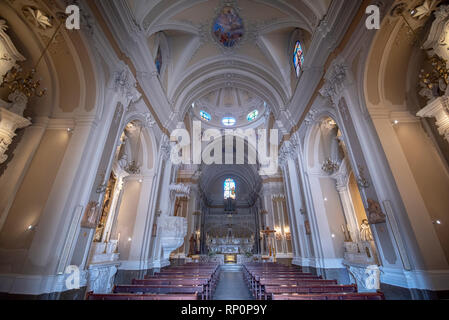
{"left": 115, "top": 233, "right": 120, "bottom": 253}
{"left": 103, "top": 231, "right": 109, "bottom": 254}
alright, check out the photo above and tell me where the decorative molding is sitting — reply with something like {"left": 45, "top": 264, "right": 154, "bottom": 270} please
{"left": 319, "top": 63, "right": 348, "bottom": 105}
{"left": 0, "top": 19, "right": 26, "bottom": 80}
{"left": 169, "top": 183, "right": 191, "bottom": 200}
{"left": 417, "top": 95, "right": 449, "bottom": 142}
{"left": 0, "top": 106, "right": 31, "bottom": 164}
{"left": 113, "top": 68, "right": 141, "bottom": 104}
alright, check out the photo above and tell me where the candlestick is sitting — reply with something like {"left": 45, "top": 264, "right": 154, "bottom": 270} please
{"left": 115, "top": 233, "right": 120, "bottom": 253}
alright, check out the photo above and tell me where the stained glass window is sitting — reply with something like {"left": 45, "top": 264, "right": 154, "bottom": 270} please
{"left": 200, "top": 110, "right": 211, "bottom": 122}
{"left": 222, "top": 117, "right": 236, "bottom": 126}
{"left": 247, "top": 110, "right": 259, "bottom": 122}
{"left": 224, "top": 178, "right": 236, "bottom": 200}
{"left": 155, "top": 46, "right": 162, "bottom": 74}
{"left": 293, "top": 41, "right": 304, "bottom": 77}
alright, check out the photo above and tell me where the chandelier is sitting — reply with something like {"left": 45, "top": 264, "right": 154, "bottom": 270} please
{"left": 322, "top": 158, "right": 339, "bottom": 174}
{"left": 124, "top": 122, "right": 143, "bottom": 175}
{"left": 419, "top": 55, "right": 449, "bottom": 97}
{"left": 1, "top": 9, "right": 66, "bottom": 100}
{"left": 1, "top": 67, "right": 46, "bottom": 98}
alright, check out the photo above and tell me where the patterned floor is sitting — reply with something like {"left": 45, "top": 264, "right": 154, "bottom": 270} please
{"left": 213, "top": 265, "right": 254, "bottom": 300}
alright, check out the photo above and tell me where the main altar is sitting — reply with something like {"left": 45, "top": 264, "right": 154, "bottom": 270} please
{"left": 206, "top": 236, "right": 255, "bottom": 255}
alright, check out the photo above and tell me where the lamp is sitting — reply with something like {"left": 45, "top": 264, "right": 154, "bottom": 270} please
{"left": 125, "top": 122, "right": 143, "bottom": 175}
{"left": 1, "top": 10, "right": 67, "bottom": 100}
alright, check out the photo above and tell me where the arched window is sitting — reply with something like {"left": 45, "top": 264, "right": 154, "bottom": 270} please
{"left": 247, "top": 110, "right": 259, "bottom": 122}
{"left": 200, "top": 110, "right": 211, "bottom": 122}
{"left": 293, "top": 41, "right": 304, "bottom": 77}
{"left": 222, "top": 117, "right": 236, "bottom": 126}
{"left": 224, "top": 178, "right": 236, "bottom": 199}
{"left": 155, "top": 46, "right": 162, "bottom": 74}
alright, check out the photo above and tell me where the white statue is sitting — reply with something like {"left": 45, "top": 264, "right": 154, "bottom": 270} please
{"left": 360, "top": 219, "right": 373, "bottom": 242}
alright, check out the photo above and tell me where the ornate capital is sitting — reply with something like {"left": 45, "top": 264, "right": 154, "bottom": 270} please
{"left": 0, "top": 106, "right": 31, "bottom": 164}
{"left": 417, "top": 95, "right": 449, "bottom": 142}
{"left": 320, "top": 64, "right": 348, "bottom": 105}
{"left": 113, "top": 69, "right": 141, "bottom": 103}
{"left": 169, "top": 183, "right": 191, "bottom": 200}
{"left": 160, "top": 139, "right": 171, "bottom": 161}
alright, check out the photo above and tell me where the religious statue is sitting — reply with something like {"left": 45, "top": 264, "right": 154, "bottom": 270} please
{"left": 81, "top": 201, "right": 100, "bottom": 229}
{"left": 188, "top": 234, "right": 196, "bottom": 257}
{"left": 360, "top": 219, "right": 373, "bottom": 241}
{"left": 366, "top": 199, "right": 386, "bottom": 224}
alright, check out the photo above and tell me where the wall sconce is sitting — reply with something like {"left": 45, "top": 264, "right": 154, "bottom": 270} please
{"left": 434, "top": 220, "right": 442, "bottom": 225}
{"left": 27, "top": 225, "right": 35, "bottom": 231}
{"left": 128, "top": 237, "right": 132, "bottom": 242}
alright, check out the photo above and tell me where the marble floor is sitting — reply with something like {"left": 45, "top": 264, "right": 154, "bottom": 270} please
{"left": 213, "top": 264, "right": 254, "bottom": 300}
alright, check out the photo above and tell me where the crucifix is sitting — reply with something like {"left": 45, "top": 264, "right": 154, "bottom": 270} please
{"left": 261, "top": 227, "right": 277, "bottom": 262}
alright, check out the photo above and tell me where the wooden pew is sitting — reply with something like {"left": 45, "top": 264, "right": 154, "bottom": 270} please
{"left": 113, "top": 285, "right": 203, "bottom": 299}
{"left": 86, "top": 291, "right": 198, "bottom": 300}
{"left": 272, "top": 292, "right": 385, "bottom": 300}
{"left": 256, "top": 279, "right": 338, "bottom": 299}
{"left": 252, "top": 275, "right": 323, "bottom": 298}
{"left": 264, "top": 284, "right": 357, "bottom": 300}
{"left": 132, "top": 278, "right": 211, "bottom": 300}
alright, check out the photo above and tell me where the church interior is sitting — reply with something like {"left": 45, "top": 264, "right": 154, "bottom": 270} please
{"left": 0, "top": 0, "right": 449, "bottom": 302}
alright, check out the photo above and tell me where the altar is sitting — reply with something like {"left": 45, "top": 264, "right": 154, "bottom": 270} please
{"left": 206, "top": 237, "right": 255, "bottom": 255}
{"left": 199, "top": 254, "right": 256, "bottom": 265}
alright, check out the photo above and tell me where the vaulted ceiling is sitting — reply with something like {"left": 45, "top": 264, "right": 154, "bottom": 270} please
{"left": 125, "top": 0, "right": 332, "bottom": 127}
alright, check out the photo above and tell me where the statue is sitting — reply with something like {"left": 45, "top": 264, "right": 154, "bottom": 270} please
{"left": 81, "top": 201, "right": 100, "bottom": 229}
{"left": 118, "top": 153, "right": 128, "bottom": 169}
{"left": 188, "top": 234, "right": 196, "bottom": 256}
{"left": 360, "top": 219, "right": 373, "bottom": 241}
{"left": 366, "top": 199, "right": 386, "bottom": 224}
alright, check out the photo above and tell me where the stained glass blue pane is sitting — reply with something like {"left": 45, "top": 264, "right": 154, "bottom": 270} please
{"left": 222, "top": 117, "right": 236, "bottom": 126}
{"left": 155, "top": 46, "right": 162, "bottom": 74}
{"left": 293, "top": 41, "right": 304, "bottom": 77}
{"left": 200, "top": 111, "right": 211, "bottom": 121}
{"left": 247, "top": 110, "right": 259, "bottom": 122}
{"left": 213, "top": 6, "right": 244, "bottom": 48}
{"left": 224, "top": 178, "right": 236, "bottom": 199}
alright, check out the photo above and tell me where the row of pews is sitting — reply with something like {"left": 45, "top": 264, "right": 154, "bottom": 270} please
{"left": 243, "top": 262, "right": 385, "bottom": 300}
{"left": 86, "top": 262, "right": 220, "bottom": 300}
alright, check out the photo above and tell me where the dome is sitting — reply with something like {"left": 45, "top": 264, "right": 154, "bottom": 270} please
{"left": 192, "top": 87, "right": 267, "bottom": 128}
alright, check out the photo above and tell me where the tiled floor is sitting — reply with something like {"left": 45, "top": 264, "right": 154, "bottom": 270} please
{"left": 213, "top": 264, "right": 254, "bottom": 300}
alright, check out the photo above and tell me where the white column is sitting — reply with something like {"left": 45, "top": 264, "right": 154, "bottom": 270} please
{"left": 370, "top": 113, "right": 448, "bottom": 269}
{"left": 127, "top": 173, "right": 155, "bottom": 265}
{"left": 0, "top": 117, "right": 49, "bottom": 232}
{"left": 334, "top": 175, "right": 360, "bottom": 243}
{"left": 25, "top": 115, "right": 98, "bottom": 274}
